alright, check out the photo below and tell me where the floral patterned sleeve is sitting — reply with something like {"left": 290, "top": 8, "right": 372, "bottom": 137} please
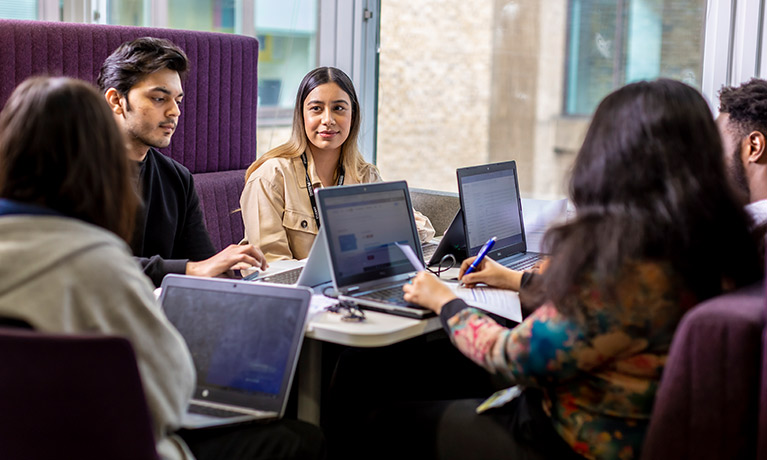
{"left": 444, "top": 301, "right": 598, "bottom": 386}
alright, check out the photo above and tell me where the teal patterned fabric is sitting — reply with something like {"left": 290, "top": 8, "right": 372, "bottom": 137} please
{"left": 446, "top": 261, "right": 697, "bottom": 460}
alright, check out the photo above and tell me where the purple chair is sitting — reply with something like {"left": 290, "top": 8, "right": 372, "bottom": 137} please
{"left": 0, "top": 328, "right": 159, "bottom": 460}
{"left": 641, "top": 281, "right": 766, "bottom": 460}
{"left": 0, "top": 19, "right": 259, "bottom": 251}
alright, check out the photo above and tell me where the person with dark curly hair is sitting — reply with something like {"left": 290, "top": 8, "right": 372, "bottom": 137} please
{"left": 717, "top": 78, "right": 767, "bottom": 225}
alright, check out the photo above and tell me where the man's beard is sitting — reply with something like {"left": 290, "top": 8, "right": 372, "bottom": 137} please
{"left": 729, "top": 150, "right": 751, "bottom": 202}
{"left": 130, "top": 129, "right": 171, "bottom": 149}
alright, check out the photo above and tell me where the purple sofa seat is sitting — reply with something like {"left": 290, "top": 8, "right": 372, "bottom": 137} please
{"left": 641, "top": 281, "right": 765, "bottom": 460}
{"left": 0, "top": 19, "right": 258, "bottom": 249}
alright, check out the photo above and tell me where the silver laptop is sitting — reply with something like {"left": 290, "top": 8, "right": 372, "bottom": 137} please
{"left": 250, "top": 227, "right": 332, "bottom": 287}
{"left": 457, "top": 160, "right": 543, "bottom": 270}
{"left": 159, "top": 275, "right": 312, "bottom": 429}
{"left": 315, "top": 181, "right": 433, "bottom": 319}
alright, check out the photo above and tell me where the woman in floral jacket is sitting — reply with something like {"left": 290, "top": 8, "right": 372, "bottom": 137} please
{"left": 397, "top": 79, "right": 763, "bottom": 460}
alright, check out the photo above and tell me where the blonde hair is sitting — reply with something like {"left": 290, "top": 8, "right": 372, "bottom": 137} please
{"left": 245, "top": 67, "right": 375, "bottom": 182}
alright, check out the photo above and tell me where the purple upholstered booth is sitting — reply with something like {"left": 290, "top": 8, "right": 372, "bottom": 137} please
{"left": 641, "top": 281, "right": 766, "bottom": 460}
{"left": 0, "top": 19, "right": 258, "bottom": 250}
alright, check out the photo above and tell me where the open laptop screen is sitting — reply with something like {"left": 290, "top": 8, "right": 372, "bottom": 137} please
{"left": 317, "top": 181, "right": 422, "bottom": 288}
{"left": 161, "top": 279, "right": 309, "bottom": 413}
{"left": 458, "top": 161, "right": 526, "bottom": 258}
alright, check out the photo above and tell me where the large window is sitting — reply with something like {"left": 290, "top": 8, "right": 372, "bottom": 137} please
{"left": 376, "top": 0, "right": 706, "bottom": 198}
{"left": 5, "top": 0, "right": 767, "bottom": 193}
{"left": 566, "top": 0, "right": 705, "bottom": 115}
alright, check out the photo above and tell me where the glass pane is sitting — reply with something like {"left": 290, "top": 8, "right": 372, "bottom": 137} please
{"left": 0, "top": 0, "right": 38, "bottom": 20}
{"left": 254, "top": 0, "right": 318, "bottom": 157}
{"left": 566, "top": 0, "right": 620, "bottom": 115}
{"left": 377, "top": 0, "right": 706, "bottom": 198}
{"left": 168, "top": 0, "right": 236, "bottom": 33}
{"left": 566, "top": 0, "right": 704, "bottom": 115}
{"left": 104, "top": 0, "right": 148, "bottom": 26}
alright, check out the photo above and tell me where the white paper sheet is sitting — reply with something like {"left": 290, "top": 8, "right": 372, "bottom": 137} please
{"left": 395, "top": 242, "right": 425, "bottom": 271}
{"left": 447, "top": 283, "right": 522, "bottom": 322}
{"left": 309, "top": 293, "right": 338, "bottom": 321}
{"left": 520, "top": 198, "right": 568, "bottom": 253}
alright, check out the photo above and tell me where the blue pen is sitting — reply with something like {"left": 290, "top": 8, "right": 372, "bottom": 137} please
{"left": 462, "top": 237, "right": 497, "bottom": 280}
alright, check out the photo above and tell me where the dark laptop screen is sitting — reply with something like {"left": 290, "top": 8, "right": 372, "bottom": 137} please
{"left": 458, "top": 161, "right": 526, "bottom": 257}
{"left": 317, "top": 181, "right": 422, "bottom": 288}
{"left": 163, "top": 286, "right": 302, "bottom": 397}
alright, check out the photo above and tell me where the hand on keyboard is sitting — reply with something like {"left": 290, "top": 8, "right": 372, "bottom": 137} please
{"left": 402, "top": 271, "right": 458, "bottom": 314}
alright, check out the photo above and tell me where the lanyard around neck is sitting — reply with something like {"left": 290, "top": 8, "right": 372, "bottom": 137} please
{"left": 300, "top": 152, "right": 345, "bottom": 229}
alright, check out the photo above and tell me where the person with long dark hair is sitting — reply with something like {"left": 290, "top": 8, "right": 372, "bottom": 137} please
{"left": 393, "top": 79, "right": 763, "bottom": 459}
{"left": 241, "top": 66, "right": 433, "bottom": 262}
{"left": 0, "top": 76, "right": 195, "bottom": 459}
{"left": 0, "top": 77, "right": 325, "bottom": 460}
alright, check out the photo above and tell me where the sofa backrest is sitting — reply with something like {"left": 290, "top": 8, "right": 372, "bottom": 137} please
{"left": 641, "top": 281, "right": 765, "bottom": 459}
{"left": 759, "top": 281, "right": 767, "bottom": 460}
{"left": 0, "top": 19, "right": 258, "bottom": 250}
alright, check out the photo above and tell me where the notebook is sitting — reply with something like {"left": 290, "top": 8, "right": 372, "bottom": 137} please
{"left": 457, "top": 160, "right": 542, "bottom": 270}
{"left": 250, "top": 227, "right": 332, "bottom": 287}
{"left": 159, "top": 275, "right": 312, "bottom": 429}
{"left": 315, "top": 181, "right": 433, "bottom": 319}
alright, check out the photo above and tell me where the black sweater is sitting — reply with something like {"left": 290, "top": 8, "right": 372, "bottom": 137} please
{"left": 131, "top": 148, "right": 216, "bottom": 287}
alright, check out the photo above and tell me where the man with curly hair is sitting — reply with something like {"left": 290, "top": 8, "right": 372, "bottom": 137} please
{"left": 717, "top": 78, "right": 767, "bottom": 226}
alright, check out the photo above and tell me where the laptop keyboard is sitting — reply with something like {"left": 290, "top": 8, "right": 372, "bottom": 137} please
{"left": 256, "top": 267, "right": 303, "bottom": 285}
{"left": 507, "top": 254, "right": 544, "bottom": 271}
{"left": 358, "top": 285, "right": 408, "bottom": 304}
{"left": 421, "top": 242, "right": 438, "bottom": 262}
{"left": 189, "top": 403, "right": 246, "bottom": 419}
{"left": 357, "top": 286, "right": 428, "bottom": 310}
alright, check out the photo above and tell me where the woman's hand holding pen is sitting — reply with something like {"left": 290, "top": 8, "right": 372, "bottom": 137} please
{"left": 459, "top": 256, "right": 524, "bottom": 291}
{"left": 402, "top": 272, "right": 457, "bottom": 315}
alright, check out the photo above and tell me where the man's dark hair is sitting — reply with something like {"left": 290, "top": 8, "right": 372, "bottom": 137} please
{"left": 0, "top": 77, "right": 138, "bottom": 241}
{"left": 718, "top": 78, "right": 767, "bottom": 139}
{"left": 97, "top": 37, "right": 189, "bottom": 95}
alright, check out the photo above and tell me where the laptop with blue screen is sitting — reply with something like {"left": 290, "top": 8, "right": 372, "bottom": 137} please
{"left": 315, "top": 181, "right": 433, "bottom": 319}
{"left": 159, "top": 275, "right": 311, "bottom": 429}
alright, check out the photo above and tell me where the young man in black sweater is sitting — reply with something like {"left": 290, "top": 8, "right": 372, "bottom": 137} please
{"left": 99, "top": 37, "right": 268, "bottom": 287}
